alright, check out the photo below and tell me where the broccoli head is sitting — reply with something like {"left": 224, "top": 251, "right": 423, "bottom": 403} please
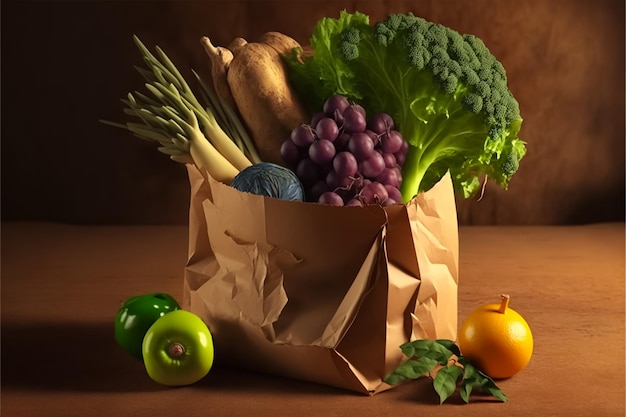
{"left": 285, "top": 11, "right": 526, "bottom": 201}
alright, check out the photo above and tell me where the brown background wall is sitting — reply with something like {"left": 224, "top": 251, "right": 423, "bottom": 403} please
{"left": 1, "top": 0, "right": 624, "bottom": 225}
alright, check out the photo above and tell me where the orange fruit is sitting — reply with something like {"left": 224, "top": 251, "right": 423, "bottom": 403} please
{"left": 458, "top": 294, "right": 533, "bottom": 379}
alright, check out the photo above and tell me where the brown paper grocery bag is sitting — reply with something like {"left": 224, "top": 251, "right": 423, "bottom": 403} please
{"left": 182, "top": 165, "right": 459, "bottom": 395}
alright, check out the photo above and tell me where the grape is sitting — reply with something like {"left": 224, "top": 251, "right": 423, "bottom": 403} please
{"left": 309, "top": 139, "right": 336, "bottom": 164}
{"left": 398, "top": 138, "right": 409, "bottom": 155}
{"left": 351, "top": 103, "right": 366, "bottom": 118}
{"left": 367, "top": 112, "right": 395, "bottom": 134}
{"left": 318, "top": 191, "right": 344, "bottom": 206}
{"left": 308, "top": 180, "right": 329, "bottom": 202}
{"left": 291, "top": 124, "right": 315, "bottom": 147}
{"left": 290, "top": 95, "right": 407, "bottom": 205}
{"left": 331, "top": 109, "right": 344, "bottom": 127}
{"left": 326, "top": 170, "right": 352, "bottom": 191}
{"left": 381, "top": 198, "right": 398, "bottom": 207}
{"left": 343, "top": 106, "right": 367, "bottom": 133}
{"left": 318, "top": 160, "right": 334, "bottom": 176}
{"left": 395, "top": 151, "right": 406, "bottom": 167}
{"left": 376, "top": 167, "right": 400, "bottom": 188}
{"left": 359, "top": 182, "right": 389, "bottom": 205}
{"left": 350, "top": 174, "right": 366, "bottom": 191}
{"left": 333, "top": 151, "right": 358, "bottom": 177}
{"left": 393, "top": 165, "right": 403, "bottom": 186}
{"left": 334, "top": 132, "right": 351, "bottom": 151}
{"left": 360, "top": 151, "right": 386, "bottom": 178}
{"left": 395, "top": 140, "right": 409, "bottom": 166}
{"left": 382, "top": 152, "right": 397, "bottom": 168}
{"left": 280, "top": 139, "right": 300, "bottom": 167}
{"left": 380, "top": 130, "right": 404, "bottom": 154}
{"left": 364, "top": 129, "right": 381, "bottom": 147}
{"left": 347, "top": 133, "right": 375, "bottom": 161}
{"left": 384, "top": 184, "right": 402, "bottom": 203}
{"left": 296, "top": 158, "right": 320, "bottom": 186}
{"left": 311, "top": 112, "right": 328, "bottom": 129}
{"left": 323, "top": 95, "right": 350, "bottom": 116}
{"left": 346, "top": 198, "right": 363, "bottom": 207}
{"left": 335, "top": 185, "right": 356, "bottom": 203}
{"left": 315, "top": 117, "right": 340, "bottom": 141}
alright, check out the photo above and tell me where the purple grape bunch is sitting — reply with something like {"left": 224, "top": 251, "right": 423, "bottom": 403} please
{"left": 280, "top": 95, "right": 409, "bottom": 207}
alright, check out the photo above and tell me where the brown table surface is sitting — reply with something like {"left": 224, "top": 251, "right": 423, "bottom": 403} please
{"left": 1, "top": 221, "right": 624, "bottom": 417}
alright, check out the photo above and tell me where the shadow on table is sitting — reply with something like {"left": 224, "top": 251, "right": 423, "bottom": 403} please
{"left": 198, "top": 365, "right": 360, "bottom": 397}
{"left": 386, "top": 375, "right": 511, "bottom": 406}
{"left": 1, "top": 320, "right": 504, "bottom": 403}
{"left": 0, "top": 321, "right": 357, "bottom": 397}
{"left": 1, "top": 321, "right": 161, "bottom": 393}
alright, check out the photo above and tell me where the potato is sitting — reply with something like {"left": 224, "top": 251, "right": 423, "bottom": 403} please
{"left": 226, "top": 37, "right": 309, "bottom": 165}
{"left": 201, "top": 36, "right": 237, "bottom": 111}
{"left": 258, "top": 31, "right": 301, "bottom": 56}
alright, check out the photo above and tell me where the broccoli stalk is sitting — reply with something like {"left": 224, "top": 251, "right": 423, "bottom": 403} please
{"left": 285, "top": 11, "right": 526, "bottom": 201}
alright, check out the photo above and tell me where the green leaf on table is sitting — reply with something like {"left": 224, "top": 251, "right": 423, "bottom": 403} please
{"left": 458, "top": 357, "right": 476, "bottom": 378}
{"left": 384, "top": 356, "right": 439, "bottom": 385}
{"left": 460, "top": 379, "right": 474, "bottom": 403}
{"left": 433, "top": 364, "right": 464, "bottom": 404}
{"left": 480, "top": 375, "right": 509, "bottom": 403}
{"left": 388, "top": 340, "right": 508, "bottom": 405}
{"left": 400, "top": 339, "right": 455, "bottom": 364}
{"left": 459, "top": 361, "right": 508, "bottom": 403}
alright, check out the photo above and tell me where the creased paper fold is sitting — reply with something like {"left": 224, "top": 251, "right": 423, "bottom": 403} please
{"left": 183, "top": 165, "right": 459, "bottom": 395}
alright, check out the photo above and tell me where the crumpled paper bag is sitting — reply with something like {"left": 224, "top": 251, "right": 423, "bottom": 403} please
{"left": 182, "top": 165, "right": 458, "bottom": 395}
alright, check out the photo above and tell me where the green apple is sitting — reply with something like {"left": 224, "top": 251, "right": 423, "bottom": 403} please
{"left": 142, "top": 309, "right": 214, "bottom": 386}
{"left": 114, "top": 292, "right": 180, "bottom": 359}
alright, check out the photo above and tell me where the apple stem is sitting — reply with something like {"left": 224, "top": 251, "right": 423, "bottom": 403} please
{"left": 168, "top": 342, "right": 185, "bottom": 358}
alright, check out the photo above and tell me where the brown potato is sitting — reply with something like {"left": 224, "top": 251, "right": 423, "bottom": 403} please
{"left": 227, "top": 37, "right": 248, "bottom": 54}
{"left": 227, "top": 39, "right": 309, "bottom": 165}
{"left": 258, "top": 31, "right": 301, "bottom": 56}
{"left": 200, "top": 36, "right": 237, "bottom": 111}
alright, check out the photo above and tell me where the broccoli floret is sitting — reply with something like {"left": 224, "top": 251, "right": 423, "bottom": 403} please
{"left": 338, "top": 42, "right": 360, "bottom": 61}
{"left": 377, "top": 13, "right": 421, "bottom": 37}
{"left": 338, "top": 27, "right": 361, "bottom": 60}
{"left": 376, "top": 15, "right": 520, "bottom": 138}
{"left": 284, "top": 11, "right": 526, "bottom": 200}
{"left": 501, "top": 148, "right": 520, "bottom": 177}
{"left": 462, "top": 94, "right": 483, "bottom": 114}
